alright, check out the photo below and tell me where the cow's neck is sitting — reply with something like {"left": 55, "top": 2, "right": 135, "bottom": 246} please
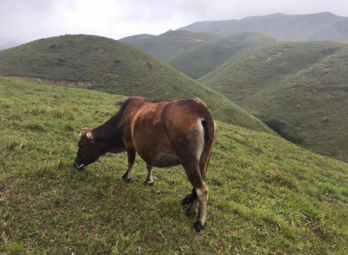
{"left": 92, "top": 113, "right": 124, "bottom": 151}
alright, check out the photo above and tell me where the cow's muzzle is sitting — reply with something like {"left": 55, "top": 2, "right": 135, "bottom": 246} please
{"left": 73, "top": 161, "right": 85, "bottom": 170}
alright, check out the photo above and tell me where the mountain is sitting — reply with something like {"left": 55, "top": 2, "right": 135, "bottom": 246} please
{"left": 0, "top": 42, "right": 21, "bottom": 51}
{"left": 199, "top": 41, "right": 348, "bottom": 162}
{"left": 0, "top": 36, "right": 23, "bottom": 51}
{"left": 169, "top": 32, "right": 278, "bottom": 79}
{"left": 119, "top": 30, "right": 224, "bottom": 62}
{"left": 178, "top": 12, "right": 348, "bottom": 42}
{"left": 0, "top": 34, "right": 270, "bottom": 133}
{"left": 1, "top": 77, "right": 348, "bottom": 254}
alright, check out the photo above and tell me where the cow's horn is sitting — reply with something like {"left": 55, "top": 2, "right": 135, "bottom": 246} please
{"left": 86, "top": 131, "right": 95, "bottom": 143}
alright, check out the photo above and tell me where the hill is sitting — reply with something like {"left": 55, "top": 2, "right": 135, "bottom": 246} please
{"left": 169, "top": 33, "right": 278, "bottom": 79}
{"left": 0, "top": 34, "right": 269, "bottom": 133}
{"left": 178, "top": 12, "right": 348, "bottom": 42}
{"left": 199, "top": 41, "right": 348, "bottom": 162}
{"left": 118, "top": 33, "right": 156, "bottom": 44}
{"left": 119, "top": 30, "right": 224, "bottom": 62}
{"left": 1, "top": 78, "right": 347, "bottom": 254}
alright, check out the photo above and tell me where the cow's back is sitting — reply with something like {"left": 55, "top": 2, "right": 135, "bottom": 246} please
{"left": 124, "top": 98, "right": 211, "bottom": 167}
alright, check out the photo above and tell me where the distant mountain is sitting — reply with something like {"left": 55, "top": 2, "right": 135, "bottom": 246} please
{"left": 0, "top": 34, "right": 270, "bottom": 133}
{"left": 119, "top": 30, "right": 224, "bottom": 62}
{"left": 178, "top": 12, "right": 348, "bottom": 42}
{"left": 0, "top": 41, "right": 21, "bottom": 51}
{"left": 199, "top": 41, "right": 348, "bottom": 162}
{"left": 0, "top": 36, "right": 23, "bottom": 51}
{"left": 169, "top": 33, "right": 278, "bottom": 79}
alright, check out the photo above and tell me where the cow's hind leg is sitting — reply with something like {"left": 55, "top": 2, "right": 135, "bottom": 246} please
{"left": 182, "top": 161, "right": 209, "bottom": 232}
{"left": 122, "top": 148, "right": 136, "bottom": 182}
{"left": 182, "top": 188, "right": 198, "bottom": 216}
{"left": 144, "top": 163, "right": 154, "bottom": 186}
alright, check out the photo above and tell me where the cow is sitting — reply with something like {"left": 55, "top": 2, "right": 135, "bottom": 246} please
{"left": 73, "top": 97, "right": 217, "bottom": 232}
{"left": 50, "top": 44, "right": 56, "bottom": 49}
{"left": 59, "top": 58, "right": 65, "bottom": 62}
{"left": 147, "top": 62, "right": 153, "bottom": 67}
{"left": 115, "top": 59, "right": 122, "bottom": 64}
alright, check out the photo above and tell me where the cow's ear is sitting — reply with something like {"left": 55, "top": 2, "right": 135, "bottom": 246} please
{"left": 86, "top": 131, "right": 95, "bottom": 143}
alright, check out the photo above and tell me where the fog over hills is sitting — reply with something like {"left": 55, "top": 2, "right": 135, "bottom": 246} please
{"left": 178, "top": 12, "right": 348, "bottom": 42}
{"left": 119, "top": 30, "right": 223, "bottom": 62}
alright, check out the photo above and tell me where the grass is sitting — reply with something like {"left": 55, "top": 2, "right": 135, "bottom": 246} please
{"left": 169, "top": 33, "right": 278, "bottom": 79}
{"left": 0, "top": 34, "right": 270, "bottom": 133}
{"left": 1, "top": 78, "right": 348, "bottom": 254}
{"left": 120, "top": 30, "right": 224, "bottom": 63}
{"left": 178, "top": 12, "right": 348, "bottom": 42}
{"left": 200, "top": 41, "right": 348, "bottom": 162}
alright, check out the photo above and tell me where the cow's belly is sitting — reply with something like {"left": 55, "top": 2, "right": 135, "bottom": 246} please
{"left": 132, "top": 130, "right": 180, "bottom": 167}
{"left": 154, "top": 154, "right": 181, "bottom": 168}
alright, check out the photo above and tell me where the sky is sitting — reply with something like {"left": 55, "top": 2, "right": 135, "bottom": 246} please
{"left": 1, "top": 0, "right": 348, "bottom": 43}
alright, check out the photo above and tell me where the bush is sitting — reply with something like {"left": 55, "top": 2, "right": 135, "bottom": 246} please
{"left": 263, "top": 119, "right": 304, "bottom": 144}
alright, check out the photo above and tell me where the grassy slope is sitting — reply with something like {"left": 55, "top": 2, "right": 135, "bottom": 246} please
{"left": 119, "top": 30, "right": 224, "bottom": 62}
{"left": 200, "top": 41, "right": 348, "bottom": 162}
{"left": 0, "top": 34, "right": 269, "bottom": 133}
{"left": 1, "top": 78, "right": 348, "bottom": 254}
{"left": 117, "top": 34, "right": 156, "bottom": 44}
{"left": 178, "top": 12, "right": 348, "bottom": 42}
{"left": 169, "top": 33, "right": 278, "bottom": 79}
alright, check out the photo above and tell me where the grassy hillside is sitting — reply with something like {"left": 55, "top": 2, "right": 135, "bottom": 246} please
{"left": 0, "top": 34, "right": 270, "bottom": 133}
{"left": 169, "top": 33, "right": 278, "bottom": 79}
{"left": 1, "top": 78, "right": 348, "bottom": 254}
{"left": 117, "top": 34, "right": 156, "bottom": 44}
{"left": 178, "top": 12, "right": 348, "bottom": 42}
{"left": 200, "top": 41, "right": 348, "bottom": 162}
{"left": 119, "top": 30, "right": 223, "bottom": 62}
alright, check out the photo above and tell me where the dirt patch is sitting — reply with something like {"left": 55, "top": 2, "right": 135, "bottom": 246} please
{"left": 8, "top": 76, "right": 93, "bottom": 87}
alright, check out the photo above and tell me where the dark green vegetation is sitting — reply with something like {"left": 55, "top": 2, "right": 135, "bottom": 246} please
{"left": 200, "top": 41, "right": 348, "bottom": 162}
{"left": 0, "top": 34, "right": 270, "bottom": 132}
{"left": 169, "top": 33, "right": 278, "bottom": 79}
{"left": 1, "top": 78, "right": 348, "bottom": 254}
{"left": 119, "top": 30, "right": 223, "bottom": 62}
{"left": 178, "top": 12, "right": 348, "bottom": 42}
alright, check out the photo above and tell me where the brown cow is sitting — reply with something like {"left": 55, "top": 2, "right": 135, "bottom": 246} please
{"left": 147, "top": 62, "right": 153, "bottom": 67}
{"left": 59, "top": 58, "right": 65, "bottom": 62}
{"left": 73, "top": 97, "right": 217, "bottom": 232}
{"left": 115, "top": 59, "right": 122, "bottom": 64}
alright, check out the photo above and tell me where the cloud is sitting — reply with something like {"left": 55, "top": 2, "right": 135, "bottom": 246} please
{"left": 1, "top": 0, "right": 348, "bottom": 43}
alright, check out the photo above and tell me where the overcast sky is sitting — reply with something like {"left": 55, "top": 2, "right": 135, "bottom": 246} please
{"left": 1, "top": 0, "right": 348, "bottom": 43}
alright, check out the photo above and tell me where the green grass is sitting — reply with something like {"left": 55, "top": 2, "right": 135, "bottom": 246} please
{"left": 0, "top": 34, "right": 270, "bottom": 133}
{"left": 178, "top": 12, "right": 348, "bottom": 42}
{"left": 169, "top": 33, "right": 278, "bottom": 79}
{"left": 120, "top": 30, "right": 224, "bottom": 62}
{"left": 200, "top": 41, "right": 348, "bottom": 162}
{"left": 1, "top": 78, "right": 348, "bottom": 254}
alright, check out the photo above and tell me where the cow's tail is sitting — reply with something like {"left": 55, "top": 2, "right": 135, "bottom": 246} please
{"left": 200, "top": 116, "right": 217, "bottom": 181}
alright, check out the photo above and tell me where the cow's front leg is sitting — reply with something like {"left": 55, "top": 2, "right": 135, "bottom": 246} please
{"left": 144, "top": 163, "right": 154, "bottom": 186}
{"left": 122, "top": 148, "right": 136, "bottom": 182}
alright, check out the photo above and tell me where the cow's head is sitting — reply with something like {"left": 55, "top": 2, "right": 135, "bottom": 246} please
{"left": 74, "top": 128, "right": 102, "bottom": 170}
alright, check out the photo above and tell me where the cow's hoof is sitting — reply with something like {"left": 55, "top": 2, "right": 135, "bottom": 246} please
{"left": 193, "top": 221, "right": 205, "bottom": 233}
{"left": 144, "top": 181, "right": 154, "bottom": 186}
{"left": 186, "top": 208, "right": 196, "bottom": 217}
{"left": 122, "top": 173, "right": 132, "bottom": 182}
{"left": 182, "top": 193, "right": 195, "bottom": 206}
